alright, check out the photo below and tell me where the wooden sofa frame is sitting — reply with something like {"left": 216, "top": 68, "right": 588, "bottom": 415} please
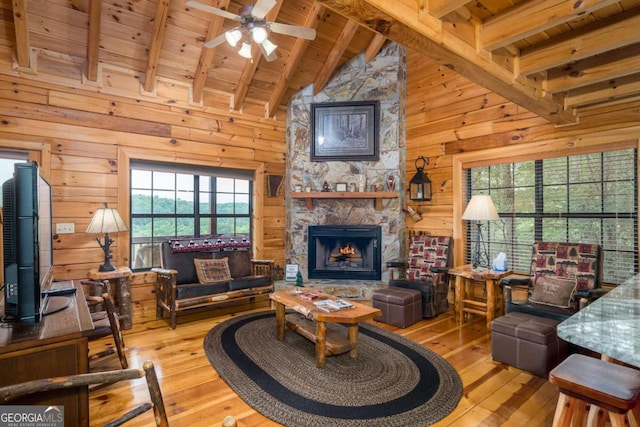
{"left": 153, "top": 238, "right": 273, "bottom": 329}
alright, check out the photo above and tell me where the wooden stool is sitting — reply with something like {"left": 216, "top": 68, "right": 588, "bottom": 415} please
{"left": 549, "top": 353, "right": 640, "bottom": 427}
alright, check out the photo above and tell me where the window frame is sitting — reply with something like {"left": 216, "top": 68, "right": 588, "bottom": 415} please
{"left": 465, "top": 150, "right": 637, "bottom": 284}
{"left": 117, "top": 148, "right": 265, "bottom": 272}
{"left": 451, "top": 130, "right": 640, "bottom": 285}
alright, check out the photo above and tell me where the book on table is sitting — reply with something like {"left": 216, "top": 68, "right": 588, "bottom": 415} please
{"left": 313, "top": 299, "right": 354, "bottom": 312}
{"left": 300, "top": 292, "right": 319, "bottom": 300}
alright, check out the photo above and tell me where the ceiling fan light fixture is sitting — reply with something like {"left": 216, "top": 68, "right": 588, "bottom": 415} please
{"left": 225, "top": 28, "right": 243, "bottom": 47}
{"left": 238, "top": 41, "right": 253, "bottom": 58}
{"left": 251, "top": 26, "right": 268, "bottom": 44}
{"left": 261, "top": 38, "right": 277, "bottom": 56}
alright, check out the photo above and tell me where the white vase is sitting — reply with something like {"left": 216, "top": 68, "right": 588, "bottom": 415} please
{"left": 355, "top": 174, "right": 366, "bottom": 192}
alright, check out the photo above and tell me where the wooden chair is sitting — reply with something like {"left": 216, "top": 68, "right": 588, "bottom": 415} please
{"left": 82, "top": 279, "right": 128, "bottom": 369}
{"left": 0, "top": 361, "right": 169, "bottom": 427}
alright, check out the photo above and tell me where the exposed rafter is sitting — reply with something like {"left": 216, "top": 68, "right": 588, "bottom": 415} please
{"left": 313, "top": 19, "right": 359, "bottom": 94}
{"left": 316, "top": 0, "right": 577, "bottom": 125}
{"left": 86, "top": 0, "right": 102, "bottom": 82}
{"left": 143, "top": 0, "right": 170, "bottom": 93}
{"left": 12, "top": 0, "right": 30, "bottom": 69}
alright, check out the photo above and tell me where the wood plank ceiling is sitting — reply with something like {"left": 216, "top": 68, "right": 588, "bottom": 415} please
{"left": 5, "top": 0, "right": 640, "bottom": 125}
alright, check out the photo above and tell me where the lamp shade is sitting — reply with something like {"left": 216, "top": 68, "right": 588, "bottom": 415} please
{"left": 225, "top": 28, "right": 243, "bottom": 47}
{"left": 251, "top": 26, "right": 268, "bottom": 44}
{"left": 238, "top": 41, "right": 252, "bottom": 58}
{"left": 462, "top": 195, "right": 499, "bottom": 221}
{"left": 261, "top": 38, "right": 277, "bottom": 56}
{"left": 86, "top": 205, "right": 128, "bottom": 234}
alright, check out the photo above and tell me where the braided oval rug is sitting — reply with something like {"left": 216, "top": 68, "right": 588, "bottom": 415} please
{"left": 204, "top": 310, "right": 462, "bottom": 427}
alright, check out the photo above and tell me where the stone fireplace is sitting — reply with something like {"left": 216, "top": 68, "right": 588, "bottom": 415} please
{"left": 308, "top": 225, "right": 382, "bottom": 280}
{"left": 284, "top": 42, "right": 407, "bottom": 293}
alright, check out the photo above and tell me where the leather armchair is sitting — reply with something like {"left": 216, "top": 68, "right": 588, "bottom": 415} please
{"left": 387, "top": 234, "right": 452, "bottom": 318}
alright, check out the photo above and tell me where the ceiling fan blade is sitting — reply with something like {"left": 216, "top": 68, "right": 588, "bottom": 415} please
{"left": 251, "top": 0, "right": 276, "bottom": 20}
{"left": 186, "top": 0, "right": 241, "bottom": 22}
{"left": 269, "top": 22, "right": 316, "bottom": 40}
{"left": 203, "top": 33, "right": 228, "bottom": 49}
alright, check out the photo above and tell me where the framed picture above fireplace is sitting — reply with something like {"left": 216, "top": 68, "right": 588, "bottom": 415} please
{"left": 310, "top": 101, "right": 380, "bottom": 161}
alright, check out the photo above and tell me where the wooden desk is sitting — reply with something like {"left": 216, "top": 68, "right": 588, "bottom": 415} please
{"left": 0, "top": 280, "right": 94, "bottom": 426}
{"left": 450, "top": 264, "right": 511, "bottom": 328}
{"left": 88, "top": 266, "right": 132, "bottom": 329}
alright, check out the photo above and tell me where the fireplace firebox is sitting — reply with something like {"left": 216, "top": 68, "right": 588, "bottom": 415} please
{"left": 308, "top": 225, "right": 381, "bottom": 280}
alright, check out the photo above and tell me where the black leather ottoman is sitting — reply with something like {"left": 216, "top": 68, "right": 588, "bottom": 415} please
{"left": 491, "top": 311, "right": 568, "bottom": 378}
{"left": 372, "top": 287, "right": 422, "bottom": 328}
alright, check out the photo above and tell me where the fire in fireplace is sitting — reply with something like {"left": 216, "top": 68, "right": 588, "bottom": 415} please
{"left": 308, "top": 225, "right": 382, "bottom": 280}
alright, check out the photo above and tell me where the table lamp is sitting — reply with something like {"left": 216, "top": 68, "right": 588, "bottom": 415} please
{"left": 86, "top": 203, "right": 128, "bottom": 272}
{"left": 462, "top": 194, "right": 499, "bottom": 268}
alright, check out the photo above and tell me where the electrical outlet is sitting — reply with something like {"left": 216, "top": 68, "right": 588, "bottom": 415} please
{"left": 56, "top": 223, "right": 75, "bottom": 234}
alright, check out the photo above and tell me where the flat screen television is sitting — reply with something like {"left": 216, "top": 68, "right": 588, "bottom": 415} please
{"left": 2, "top": 161, "right": 53, "bottom": 323}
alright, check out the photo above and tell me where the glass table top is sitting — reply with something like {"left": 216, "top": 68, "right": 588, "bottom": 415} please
{"left": 557, "top": 274, "right": 640, "bottom": 368}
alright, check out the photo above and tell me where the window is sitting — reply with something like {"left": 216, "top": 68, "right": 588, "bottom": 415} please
{"left": 130, "top": 161, "right": 253, "bottom": 271}
{"left": 467, "top": 149, "right": 637, "bottom": 285}
{"left": 0, "top": 151, "right": 28, "bottom": 206}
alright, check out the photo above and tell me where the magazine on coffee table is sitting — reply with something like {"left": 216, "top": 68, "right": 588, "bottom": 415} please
{"left": 313, "top": 299, "right": 354, "bottom": 312}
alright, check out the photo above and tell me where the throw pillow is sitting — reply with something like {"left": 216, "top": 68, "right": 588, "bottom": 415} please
{"left": 529, "top": 276, "right": 576, "bottom": 308}
{"left": 194, "top": 257, "right": 232, "bottom": 284}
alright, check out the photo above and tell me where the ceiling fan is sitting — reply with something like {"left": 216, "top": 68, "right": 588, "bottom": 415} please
{"left": 186, "top": 0, "right": 317, "bottom": 61}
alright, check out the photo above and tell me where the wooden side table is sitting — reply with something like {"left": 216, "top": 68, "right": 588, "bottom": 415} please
{"left": 450, "top": 264, "right": 511, "bottom": 328}
{"left": 88, "top": 266, "right": 133, "bottom": 330}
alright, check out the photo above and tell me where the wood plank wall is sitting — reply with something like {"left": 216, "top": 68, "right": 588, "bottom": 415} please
{"left": 0, "top": 46, "right": 638, "bottom": 322}
{"left": 405, "top": 50, "right": 640, "bottom": 266}
{"left": 0, "top": 74, "right": 287, "bottom": 317}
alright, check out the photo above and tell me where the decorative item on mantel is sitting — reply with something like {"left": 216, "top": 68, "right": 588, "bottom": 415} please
{"left": 355, "top": 174, "right": 366, "bottom": 192}
{"left": 322, "top": 181, "right": 331, "bottom": 192}
{"left": 387, "top": 175, "right": 395, "bottom": 191}
{"left": 409, "top": 156, "right": 432, "bottom": 201}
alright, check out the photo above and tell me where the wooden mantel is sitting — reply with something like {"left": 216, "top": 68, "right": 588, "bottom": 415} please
{"left": 291, "top": 191, "right": 399, "bottom": 210}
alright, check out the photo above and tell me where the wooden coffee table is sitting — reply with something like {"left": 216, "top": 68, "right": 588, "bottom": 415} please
{"left": 269, "top": 290, "right": 381, "bottom": 368}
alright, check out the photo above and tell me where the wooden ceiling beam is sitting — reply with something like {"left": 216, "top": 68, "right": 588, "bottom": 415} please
{"left": 481, "top": 0, "right": 619, "bottom": 51}
{"left": 316, "top": 0, "right": 577, "bottom": 125}
{"left": 191, "top": 0, "right": 231, "bottom": 104}
{"left": 313, "top": 19, "right": 359, "bottom": 94}
{"left": 143, "top": 0, "right": 170, "bottom": 93}
{"left": 565, "top": 74, "right": 640, "bottom": 108}
{"left": 12, "top": 0, "right": 31, "bottom": 69}
{"left": 519, "top": 8, "right": 640, "bottom": 75}
{"left": 364, "top": 33, "right": 387, "bottom": 62}
{"left": 232, "top": 0, "right": 284, "bottom": 112}
{"left": 422, "top": 0, "right": 469, "bottom": 20}
{"left": 86, "top": 0, "right": 102, "bottom": 82}
{"left": 546, "top": 44, "right": 640, "bottom": 93}
{"left": 265, "top": 2, "right": 323, "bottom": 118}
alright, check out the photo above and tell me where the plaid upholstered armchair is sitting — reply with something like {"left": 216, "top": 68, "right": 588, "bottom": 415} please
{"left": 386, "top": 234, "right": 452, "bottom": 318}
{"left": 503, "top": 241, "right": 605, "bottom": 321}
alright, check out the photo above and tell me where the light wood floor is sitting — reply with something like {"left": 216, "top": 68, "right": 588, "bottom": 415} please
{"left": 88, "top": 304, "right": 558, "bottom": 426}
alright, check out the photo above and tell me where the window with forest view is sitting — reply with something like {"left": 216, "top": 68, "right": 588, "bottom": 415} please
{"left": 468, "top": 149, "right": 637, "bottom": 285}
{"left": 130, "top": 162, "right": 252, "bottom": 271}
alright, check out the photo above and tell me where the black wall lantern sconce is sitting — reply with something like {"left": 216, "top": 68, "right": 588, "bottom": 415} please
{"left": 409, "top": 156, "right": 432, "bottom": 201}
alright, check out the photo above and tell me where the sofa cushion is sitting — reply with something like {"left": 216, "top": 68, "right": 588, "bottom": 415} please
{"left": 228, "top": 275, "right": 272, "bottom": 291}
{"left": 194, "top": 257, "right": 232, "bottom": 284}
{"left": 176, "top": 282, "right": 229, "bottom": 300}
{"left": 529, "top": 276, "right": 576, "bottom": 308}
{"left": 161, "top": 242, "right": 214, "bottom": 285}
{"left": 214, "top": 250, "right": 253, "bottom": 278}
